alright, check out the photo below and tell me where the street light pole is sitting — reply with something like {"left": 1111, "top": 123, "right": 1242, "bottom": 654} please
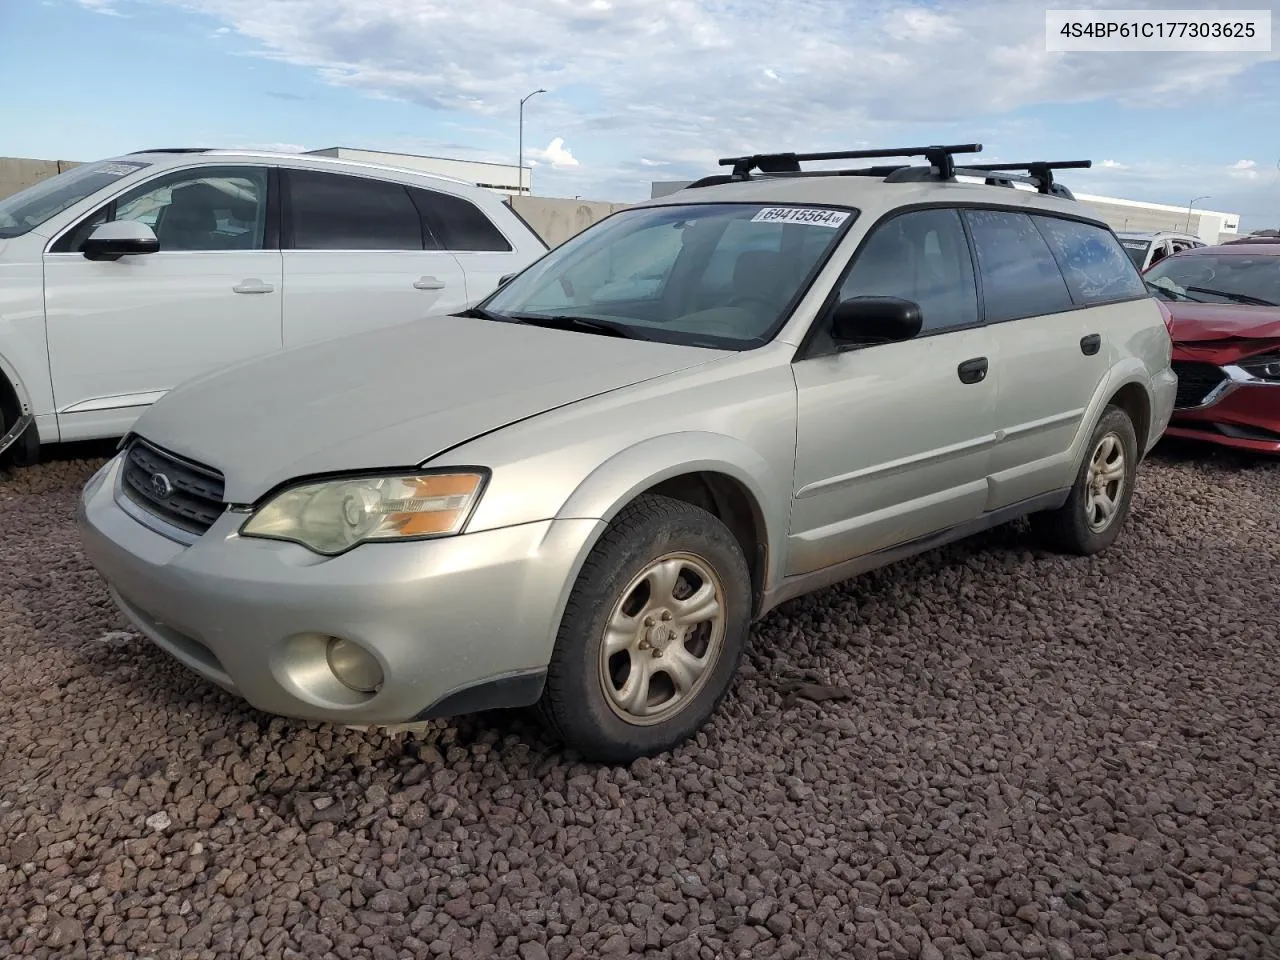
{"left": 1185, "top": 195, "right": 1210, "bottom": 233}
{"left": 518, "top": 88, "right": 547, "bottom": 196}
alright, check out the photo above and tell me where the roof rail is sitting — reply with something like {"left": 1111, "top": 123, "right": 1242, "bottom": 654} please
{"left": 717, "top": 143, "right": 983, "bottom": 181}
{"left": 127, "top": 148, "right": 213, "bottom": 155}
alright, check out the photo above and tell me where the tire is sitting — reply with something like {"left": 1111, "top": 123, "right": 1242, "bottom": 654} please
{"left": 538, "top": 494, "right": 752, "bottom": 763}
{"left": 0, "top": 385, "right": 39, "bottom": 469}
{"left": 1030, "top": 404, "right": 1139, "bottom": 556}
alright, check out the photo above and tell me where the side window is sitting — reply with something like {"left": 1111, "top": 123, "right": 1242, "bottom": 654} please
{"left": 409, "top": 188, "right": 512, "bottom": 252}
{"left": 1148, "top": 241, "right": 1170, "bottom": 266}
{"left": 837, "top": 208, "right": 979, "bottom": 333}
{"left": 962, "top": 209, "right": 1074, "bottom": 323}
{"left": 53, "top": 166, "right": 269, "bottom": 253}
{"left": 1034, "top": 216, "right": 1147, "bottom": 305}
{"left": 286, "top": 170, "right": 423, "bottom": 251}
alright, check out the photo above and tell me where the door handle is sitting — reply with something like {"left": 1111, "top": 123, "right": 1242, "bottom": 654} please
{"left": 957, "top": 357, "right": 988, "bottom": 384}
{"left": 1080, "top": 333, "right": 1102, "bottom": 356}
{"left": 413, "top": 276, "right": 446, "bottom": 291}
{"left": 233, "top": 279, "right": 274, "bottom": 294}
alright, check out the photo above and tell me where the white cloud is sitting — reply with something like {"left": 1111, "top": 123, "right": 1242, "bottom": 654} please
{"left": 1228, "top": 159, "right": 1261, "bottom": 180}
{"left": 1099, "top": 160, "right": 1128, "bottom": 170}
{"left": 526, "top": 137, "right": 579, "bottom": 168}
{"left": 76, "top": 0, "right": 127, "bottom": 15}
{"left": 143, "top": 0, "right": 1278, "bottom": 206}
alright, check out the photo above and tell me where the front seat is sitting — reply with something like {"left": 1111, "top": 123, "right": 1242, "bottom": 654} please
{"left": 731, "top": 249, "right": 789, "bottom": 310}
{"left": 154, "top": 182, "right": 221, "bottom": 251}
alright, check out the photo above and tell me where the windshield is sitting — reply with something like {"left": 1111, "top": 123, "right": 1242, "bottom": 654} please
{"left": 0, "top": 160, "right": 150, "bottom": 239}
{"left": 1144, "top": 253, "right": 1280, "bottom": 307}
{"left": 480, "top": 201, "right": 857, "bottom": 348}
{"left": 1117, "top": 237, "right": 1150, "bottom": 269}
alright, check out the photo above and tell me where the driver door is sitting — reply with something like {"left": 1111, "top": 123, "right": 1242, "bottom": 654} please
{"left": 43, "top": 165, "right": 283, "bottom": 440}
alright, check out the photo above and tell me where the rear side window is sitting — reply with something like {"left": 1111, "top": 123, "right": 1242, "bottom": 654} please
{"left": 1034, "top": 216, "right": 1147, "bottom": 305}
{"left": 963, "top": 209, "right": 1074, "bottom": 323}
{"left": 286, "top": 169, "right": 423, "bottom": 251}
{"left": 409, "top": 187, "right": 512, "bottom": 252}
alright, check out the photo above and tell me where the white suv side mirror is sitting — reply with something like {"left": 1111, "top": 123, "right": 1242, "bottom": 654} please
{"left": 83, "top": 220, "right": 160, "bottom": 262}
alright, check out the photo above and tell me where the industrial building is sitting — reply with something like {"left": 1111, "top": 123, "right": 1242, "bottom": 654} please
{"left": 307, "top": 147, "right": 530, "bottom": 196}
{"left": 649, "top": 180, "right": 1242, "bottom": 244}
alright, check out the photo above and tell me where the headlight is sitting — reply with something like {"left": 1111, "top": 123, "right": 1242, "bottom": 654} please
{"left": 240, "top": 471, "right": 487, "bottom": 555}
{"left": 1240, "top": 351, "right": 1280, "bottom": 381}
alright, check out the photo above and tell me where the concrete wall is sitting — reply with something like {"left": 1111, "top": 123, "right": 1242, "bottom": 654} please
{"left": 0, "top": 157, "right": 82, "bottom": 199}
{"left": 506, "top": 194, "right": 629, "bottom": 248}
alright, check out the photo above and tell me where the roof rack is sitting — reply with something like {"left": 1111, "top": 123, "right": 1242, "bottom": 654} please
{"left": 718, "top": 143, "right": 982, "bottom": 181}
{"left": 958, "top": 160, "right": 1092, "bottom": 198}
{"left": 699, "top": 145, "right": 1092, "bottom": 199}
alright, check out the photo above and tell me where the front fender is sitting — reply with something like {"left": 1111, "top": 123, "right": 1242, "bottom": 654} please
{"left": 555, "top": 430, "right": 789, "bottom": 585}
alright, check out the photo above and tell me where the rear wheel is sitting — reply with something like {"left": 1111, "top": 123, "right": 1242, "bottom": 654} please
{"left": 1030, "top": 405, "right": 1138, "bottom": 555}
{"left": 538, "top": 494, "right": 751, "bottom": 763}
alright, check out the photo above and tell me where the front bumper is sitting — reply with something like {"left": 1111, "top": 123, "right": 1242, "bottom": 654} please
{"left": 1168, "top": 363, "right": 1280, "bottom": 454}
{"left": 76, "top": 454, "right": 605, "bottom": 725}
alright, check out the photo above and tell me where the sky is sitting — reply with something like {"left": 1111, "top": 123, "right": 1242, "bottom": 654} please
{"left": 3, "top": 0, "right": 1280, "bottom": 231}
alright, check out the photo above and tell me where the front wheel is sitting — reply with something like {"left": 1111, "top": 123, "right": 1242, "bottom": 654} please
{"left": 538, "top": 494, "right": 752, "bottom": 763}
{"left": 1030, "top": 405, "right": 1139, "bottom": 555}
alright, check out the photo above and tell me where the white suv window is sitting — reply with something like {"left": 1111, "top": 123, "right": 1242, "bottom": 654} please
{"left": 56, "top": 166, "right": 269, "bottom": 253}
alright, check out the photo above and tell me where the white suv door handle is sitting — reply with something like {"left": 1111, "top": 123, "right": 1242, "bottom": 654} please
{"left": 413, "top": 276, "right": 447, "bottom": 291}
{"left": 233, "top": 279, "right": 275, "bottom": 294}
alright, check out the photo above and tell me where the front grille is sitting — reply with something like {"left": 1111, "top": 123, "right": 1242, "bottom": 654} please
{"left": 1172, "top": 360, "right": 1228, "bottom": 409}
{"left": 120, "top": 438, "right": 226, "bottom": 535}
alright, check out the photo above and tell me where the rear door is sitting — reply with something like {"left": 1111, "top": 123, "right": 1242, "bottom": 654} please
{"left": 280, "top": 168, "right": 467, "bottom": 348}
{"left": 974, "top": 209, "right": 1147, "bottom": 508}
{"left": 407, "top": 186, "right": 532, "bottom": 303}
{"left": 43, "top": 164, "right": 282, "bottom": 439}
{"left": 788, "top": 207, "right": 997, "bottom": 575}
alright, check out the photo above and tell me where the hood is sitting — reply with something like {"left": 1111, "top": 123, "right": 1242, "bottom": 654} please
{"left": 1167, "top": 301, "right": 1280, "bottom": 343}
{"left": 131, "top": 315, "right": 729, "bottom": 502}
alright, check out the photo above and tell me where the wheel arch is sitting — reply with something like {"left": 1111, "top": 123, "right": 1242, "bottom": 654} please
{"left": 554, "top": 432, "right": 788, "bottom": 618}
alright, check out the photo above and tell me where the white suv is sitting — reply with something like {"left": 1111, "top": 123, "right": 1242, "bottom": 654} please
{"left": 1115, "top": 230, "right": 1205, "bottom": 272}
{"left": 0, "top": 149, "right": 547, "bottom": 462}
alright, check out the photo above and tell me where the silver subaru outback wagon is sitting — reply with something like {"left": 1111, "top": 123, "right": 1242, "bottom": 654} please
{"left": 78, "top": 143, "right": 1178, "bottom": 762}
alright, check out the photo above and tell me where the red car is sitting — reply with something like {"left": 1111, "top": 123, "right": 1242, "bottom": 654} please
{"left": 1142, "top": 241, "right": 1280, "bottom": 454}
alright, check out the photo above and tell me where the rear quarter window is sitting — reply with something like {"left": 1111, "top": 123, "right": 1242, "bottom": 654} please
{"left": 1035, "top": 217, "right": 1148, "bottom": 305}
{"left": 409, "top": 188, "right": 512, "bottom": 252}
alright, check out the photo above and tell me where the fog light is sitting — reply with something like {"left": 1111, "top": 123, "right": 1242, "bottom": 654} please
{"left": 325, "top": 637, "right": 383, "bottom": 693}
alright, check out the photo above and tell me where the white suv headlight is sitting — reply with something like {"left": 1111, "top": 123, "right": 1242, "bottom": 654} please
{"left": 240, "top": 471, "right": 488, "bottom": 555}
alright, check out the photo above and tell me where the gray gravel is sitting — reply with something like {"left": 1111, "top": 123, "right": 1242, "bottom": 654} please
{"left": 2, "top": 441, "right": 1278, "bottom": 960}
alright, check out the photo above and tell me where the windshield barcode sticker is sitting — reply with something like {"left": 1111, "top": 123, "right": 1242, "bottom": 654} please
{"left": 751, "top": 207, "right": 850, "bottom": 228}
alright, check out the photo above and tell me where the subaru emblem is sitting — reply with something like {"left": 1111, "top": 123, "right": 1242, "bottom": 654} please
{"left": 150, "top": 472, "right": 174, "bottom": 500}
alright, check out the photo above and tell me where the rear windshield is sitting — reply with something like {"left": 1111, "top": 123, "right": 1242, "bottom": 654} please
{"left": 1118, "top": 238, "right": 1150, "bottom": 269}
{"left": 0, "top": 160, "right": 150, "bottom": 239}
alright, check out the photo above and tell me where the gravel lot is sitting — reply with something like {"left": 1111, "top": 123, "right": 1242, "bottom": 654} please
{"left": 1, "top": 442, "right": 1278, "bottom": 960}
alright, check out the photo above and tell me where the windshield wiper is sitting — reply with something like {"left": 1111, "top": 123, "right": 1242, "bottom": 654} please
{"left": 455, "top": 305, "right": 513, "bottom": 322}
{"left": 506, "top": 313, "right": 655, "bottom": 340}
{"left": 1144, "top": 279, "right": 1194, "bottom": 301}
{"left": 1183, "top": 286, "right": 1277, "bottom": 307}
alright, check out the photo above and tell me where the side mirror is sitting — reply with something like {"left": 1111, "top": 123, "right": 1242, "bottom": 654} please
{"left": 82, "top": 221, "right": 160, "bottom": 262}
{"left": 830, "top": 295, "right": 923, "bottom": 347}
{"left": 497, "top": 273, "right": 517, "bottom": 286}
